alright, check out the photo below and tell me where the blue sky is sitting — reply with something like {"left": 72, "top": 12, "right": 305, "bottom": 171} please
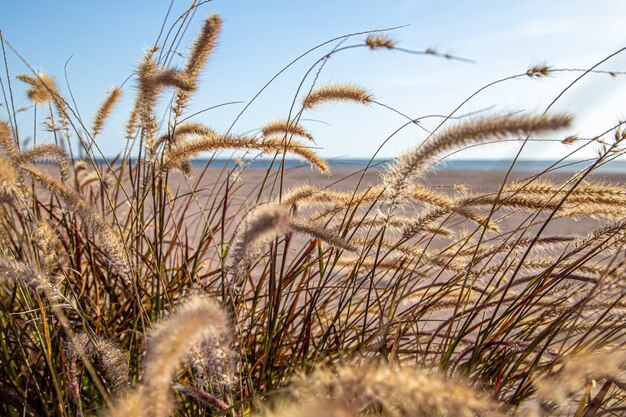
{"left": 2, "top": 1, "right": 626, "bottom": 160}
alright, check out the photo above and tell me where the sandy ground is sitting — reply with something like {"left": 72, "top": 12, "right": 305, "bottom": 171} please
{"left": 180, "top": 166, "right": 626, "bottom": 199}
{"left": 161, "top": 166, "right": 626, "bottom": 242}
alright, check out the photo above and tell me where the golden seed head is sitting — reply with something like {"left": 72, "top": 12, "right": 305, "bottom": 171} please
{"left": 92, "top": 86, "right": 122, "bottom": 137}
{"left": 561, "top": 134, "right": 578, "bottom": 144}
{"left": 227, "top": 204, "right": 291, "bottom": 272}
{"left": 262, "top": 119, "right": 314, "bottom": 141}
{"left": 303, "top": 84, "right": 373, "bottom": 110}
{"left": 365, "top": 34, "right": 395, "bottom": 50}
{"left": 186, "top": 15, "right": 223, "bottom": 81}
{"left": 382, "top": 113, "right": 572, "bottom": 200}
{"left": 0, "top": 155, "right": 17, "bottom": 197}
{"left": 526, "top": 64, "right": 551, "bottom": 78}
{"left": 17, "top": 72, "right": 57, "bottom": 104}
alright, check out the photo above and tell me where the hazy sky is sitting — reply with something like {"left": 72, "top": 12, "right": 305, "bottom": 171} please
{"left": 2, "top": 1, "right": 626, "bottom": 160}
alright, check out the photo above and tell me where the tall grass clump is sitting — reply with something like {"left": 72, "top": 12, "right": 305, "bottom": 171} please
{"left": 0, "top": 3, "right": 625, "bottom": 417}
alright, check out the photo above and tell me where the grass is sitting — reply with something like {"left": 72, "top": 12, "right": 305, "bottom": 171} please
{"left": 0, "top": 3, "right": 625, "bottom": 417}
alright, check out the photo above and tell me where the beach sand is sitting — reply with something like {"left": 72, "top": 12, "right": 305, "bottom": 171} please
{"left": 163, "top": 166, "right": 626, "bottom": 242}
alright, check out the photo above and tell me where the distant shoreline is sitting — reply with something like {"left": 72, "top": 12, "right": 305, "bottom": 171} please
{"left": 69, "top": 158, "right": 626, "bottom": 173}
{"left": 190, "top": 158, "right": 626, "bottom": 173}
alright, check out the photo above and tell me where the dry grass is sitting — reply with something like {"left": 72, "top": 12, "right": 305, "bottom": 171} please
{"left": 0, "top": 4, "right": 625, "bottom": 417}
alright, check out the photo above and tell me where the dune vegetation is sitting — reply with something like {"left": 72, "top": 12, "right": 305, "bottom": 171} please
{"left": 0, "top": 3, "right": 625, "bottom": 417}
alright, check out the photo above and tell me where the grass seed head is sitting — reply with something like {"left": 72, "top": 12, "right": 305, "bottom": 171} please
{"left": 92, "top": 86, "right": 122, "bottom": 137}
{"left": 366, "top": 34, "right": 395, "bottom": 50}
{"left": 142, "top": 296, "right": 228, "bottom": 417}
{"left": 303, "top": 83, "right": 373, "bottom": 110}
{"left": 382, "top": 113, "right": 572, "bottom": 200}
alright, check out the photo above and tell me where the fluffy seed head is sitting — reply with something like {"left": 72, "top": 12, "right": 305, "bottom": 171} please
{"left": 17, "top": 72, "right": 69, "bottom": 125}
{"left": 185, "top": 15, "right": 222, "bottom": 82}
{"left": 19, "top": 143, "right": 69, "bottom": 180}
{"left": 0, "top": 121, "right": 17, "bottom": 161}
{"left": 65, "top": 333, "right": 130, "bottom": 393}
{"left": 162, "top": 133, "right": 330, "bottom": 175}
{"left": 533, "top": 348, "right": 626, "bottom": 414}
{"left": 73, "top": 160, "right": 89, "bottom": 178}
{"left": 382, "top": 113, "right": 572, "bottom": 200}
{"left": 366, "top": 34, "right": 395, "bottom": 50}
{"left": 303, "top": 84, "right": 373, "bottom": 110}
{"left": 260, "top": 137, "right": 330, "bottom": 175}
{"left": 173, "top": 15, "right": 222, "bottom": 116}
{"left": 561, "top": 134, "right": 578, "bottom": 144}
{"left": 290, "top": 218, "right": 356, "bottom": 251}
{"left": 227, "top": 204, "right": 291, "bottom": 272}
{"left": 0, "top": 155, "right": 17, "bottom": 200}
{"left": 21, "top": 164, "right": 129, "bottom": 275}
{"left": 142, "top": 296, "right": 228, "bottom": 417}
{"left": 289, "top": 363, "right": 504, "bottom": 417}
{"left": 526, "top": 64, "right": 551, "bottom": 78}
{"left": 92, "top": 86, "right": 122, "bottom": 137}
{"left": 262, "top": 119, "right": 314, "bottom": 141}
{"left": 17, "top": 72, "right": 57, "bottom": 104}
{"left": 0, "top": 256, "right": 62, "bottom": 301}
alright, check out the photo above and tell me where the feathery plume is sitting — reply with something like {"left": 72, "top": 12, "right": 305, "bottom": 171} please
{"left": 0, "top": 256, "right": 62, "bottom": 301}
{"left": 402, "top": 204, "right": 501, "bottom": 240}
{"left": 154, "top": 123, "right": 216, "bottom": 152}
{"left": 532, "top": 348, "right": 626, "bottom": 416}
{"left": 561, "top": 134, "right": 578, "bottom": 144}
{"left": 558, "top": 203, "right": 626, "bottom": 220}
{"left": 161, "top": 132, "right": 253, "bottom": 171}
{"left": 162, "top": 134, "right": 330, "bottom": 175}
{"left": 145, "top": 68, "right": 193, "bottom": 92}
{"left": 168, "top": 122, "right": 215, "bottom": 138}
{"left": 19, "top": 143, "right": 69, "bottom": 180}
{"left": 126, "top": 106, "right": 139, "bottom": 141}
{"left": 142, "top": 296, "right": 228, "bottom": 417}
{"left": 21, "top": 164, "right": 129, "bottom": 275}
{"left": 254, "top": 400, "right": 355, "bottom": 417}
{"left": 260, "top": 137, "right": 330, "bottom": 175}
{"left": 461, "top": 191, "right": 560, "bottom": 211}
{"left": 17, "top": 72, "right": 69, "bottom": 125}
{"left": 303, "top": 84, "right": 372, "bottom": 110}
{"left": 133, "top": 48, "right": 194, "bottom": 151}
{"left": 34, "top": 220, "right": 59, "bottom": 266}
{"left": 280, "top": 184, "right": 321, "bottom": 206}
{"left": 227, "top": 204, "right": 291, "bottom": 272}
{"left": 382, "top": 113, "right": 572, "bottom": 200}
{"left": 189, "top": 333, "right": 237, "bottom": 389}
{"left": 366, "top": 34, "right": 395, "bottom": 50}
{"left": 526, "top": 64, "right": 551, "bottom": 78}
{"left": 173, "top": 15, "right": 222, "bottom": 116}
{"left": 16, "top": 72, "right": 56, "bottom": 105}
{"left": 77, "top": 168, "right": 114, "bottom": 193}
{"left": 73, "top": 160, "right": 89, "bottom": 178}
{"left": 289, "top": 363, "right": 504, "bottom": 417}
{"left": 65, "top": 333, "right": 130, "bottom": 395}
{"left": 281, "top": 183, "right": 453, "bottom": 211}
{"left": 92, "top": 87, "right": 122, "bottom": 137}
{"left": 185, "top": 15, "right": 222, "bottom": 84}
{"left": 0, "top": 120, "right": 18, "bottom": 160}
{"left": 0, "top": 155, "right": 17, "bottom": 201}
{"left": 78, "top": 171, "right": 102, "bottom": 191}
{"left": 505, "top": 179, "right": 626, "bottom": 207}
{"left": 174, "top": 385, "right": 234, "bottom": 415}
{"left": 262, "top": 119, "right": 314, "bottom": 141}
{"left": 351, "top": 216, "right": 455, "bottom": 237}
{"left": 290, "top": 218, "right": 356, "bottom": 251}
